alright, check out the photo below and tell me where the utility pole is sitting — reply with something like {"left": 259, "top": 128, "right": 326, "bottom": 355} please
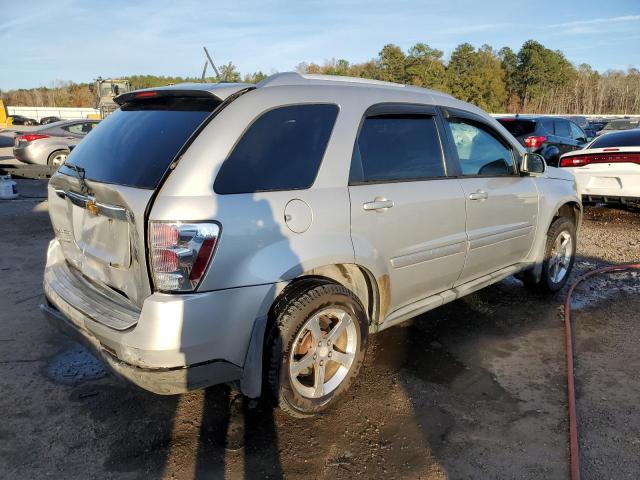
{"left": 202, "top": 47, "right": 221, "bottom": 81}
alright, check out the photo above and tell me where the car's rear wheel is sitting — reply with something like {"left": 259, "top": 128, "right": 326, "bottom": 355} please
{"left": 47, "top": 150, "right": 69, "bottom": 168}
{"left": 265, "top": 281, "right": 368, "bottom": 418}
{"left": 523, "top": 216, "right": 576, "bottom": 293}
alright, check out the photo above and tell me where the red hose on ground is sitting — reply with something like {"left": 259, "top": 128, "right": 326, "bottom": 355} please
{"left": 563, "top": 263, "right": 640, "bottom": 480}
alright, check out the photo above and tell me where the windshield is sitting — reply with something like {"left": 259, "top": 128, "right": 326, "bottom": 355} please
{"left": 60, "top": 96, "right": 219, "bottom": 189}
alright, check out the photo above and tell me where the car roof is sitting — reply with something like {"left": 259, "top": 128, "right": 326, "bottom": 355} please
{"left": 120, "top": 72, "right": 456, "bottom": 104}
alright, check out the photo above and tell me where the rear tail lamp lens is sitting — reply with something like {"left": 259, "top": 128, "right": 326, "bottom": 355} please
{"left": 523, "top": 136, "right": 547, "bottom": 148}
{"left": 560, "top": 152, "right": 640, "bottom": 168}
{"left": 149, "top": 222, "right": 220, "bottom": 292}
{"left": 18, "top": 134, "right": 49, "bottom": 142}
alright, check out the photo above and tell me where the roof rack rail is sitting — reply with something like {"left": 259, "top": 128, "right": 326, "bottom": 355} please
{"left": 256, "top": 72, "right": 452, "bottom": 97}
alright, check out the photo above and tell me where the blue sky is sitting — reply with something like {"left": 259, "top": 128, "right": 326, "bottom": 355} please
{"left": 1, "top": 0, "right": 639, "bottom": 90}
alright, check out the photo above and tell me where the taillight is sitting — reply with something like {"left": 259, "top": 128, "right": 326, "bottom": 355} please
{"left": 17, "top": 134, "right": 49, "bottom": 142}
{"left": 149, "top": 222, "right": 220, "bottom": 292}
{"left": 523, "top": 136, "right": 547, "bottom": 148}
{"left": 560, "top": 152, "right": 640, "bottom": 168}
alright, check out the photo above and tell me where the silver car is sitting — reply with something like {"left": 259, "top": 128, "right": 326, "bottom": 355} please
{"left": 42, "top": 73, "right": 581, "bottom": 417}
{"left": 13, "top": 119, "right": 99, "bottom": 167}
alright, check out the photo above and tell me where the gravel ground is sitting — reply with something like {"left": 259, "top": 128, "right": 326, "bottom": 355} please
{"left": 0, "top": 179, "right": 638, "bottom": 479}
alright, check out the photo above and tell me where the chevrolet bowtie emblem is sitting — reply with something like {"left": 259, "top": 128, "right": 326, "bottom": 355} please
{"left": 86, "top": 200, "right": 99, "bottom": 216}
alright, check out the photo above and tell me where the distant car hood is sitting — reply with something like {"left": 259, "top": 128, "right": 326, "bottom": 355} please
{"left": 545, "top": 166, "right": 574, "bottom": 181}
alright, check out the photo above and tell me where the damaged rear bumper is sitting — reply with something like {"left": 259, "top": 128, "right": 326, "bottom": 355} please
{"left": 42, "top": 239, "right": 278, "bottom": 396}
{"left": 41, "top": 301, "right": 241, "bottom": 394}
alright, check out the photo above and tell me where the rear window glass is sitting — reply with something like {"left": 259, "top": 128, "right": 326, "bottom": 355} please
{"left": 350, "top": 115, "right": 445, "bottom": 183}
{"left": 590, "top": 130, "right": 640, "bottom": 148}
{"left": 214, "top": 104, "right": 338, "bottom": 194}
{"left": 497, "top": 119, "right": 536, "bottom": 137}
{"left": 60, "top": 97, "right": 218, "bottom": 189}
{"left": 603, "top": 120, "right": 639, "bottom": 131}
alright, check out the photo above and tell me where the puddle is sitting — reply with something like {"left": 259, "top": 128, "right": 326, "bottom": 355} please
{"left": 46, "top": 345, "right": 107, "bottom": 385}
{"left": 374, "top": 324, "right": 512, "bottom": 401}
{"left": 571, "top": 271, "right": 640, "bottom": 311}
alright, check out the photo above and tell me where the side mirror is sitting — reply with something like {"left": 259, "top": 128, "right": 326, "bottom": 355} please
{"left": 577, "top": 137, "right": 587, "bottom": 144}
{"left": 521, "top": 152, "right": 546, "bottom": 175}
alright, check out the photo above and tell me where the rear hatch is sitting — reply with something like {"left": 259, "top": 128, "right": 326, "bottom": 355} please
{"left": 47, "top": 84, "right": 249, "bottom": 311}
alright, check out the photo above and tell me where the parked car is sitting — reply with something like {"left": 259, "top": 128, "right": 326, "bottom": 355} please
{"left": 496, "top": 115, "right": 588, "bottom": 166}
{"left": 13, "top": 119, "right": 99, "bottom": 167}
{"left": 9, "top": 114, "right": 38, "bottom": 126}
{"left": 560, "top": 129, "right": 640, "bottom": 204}
{"left": 564, "top": 115, "right": 597, "bottom": 140}
{"left": 40, "top": 116, "right": 63, "bottom": 125}
{"left": 588, "top": 119, "right": 608, "bottom": 134}
{"left": 41, "top": 73, "right": 581, "bottom": 417}
{"left": 596, "top": 119, "right": 640, "bottom": 136}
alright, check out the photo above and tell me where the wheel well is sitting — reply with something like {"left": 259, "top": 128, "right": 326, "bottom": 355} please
{"left": 268, "top": 264, "right": 380, "bottom": 328}
{"left": 555, "top": 202, "right": 582, "bottom": 226}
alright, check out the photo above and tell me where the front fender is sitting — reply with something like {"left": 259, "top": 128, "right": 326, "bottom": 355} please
{"left": 526, "top": 177, "right": 581, "bottom": 269}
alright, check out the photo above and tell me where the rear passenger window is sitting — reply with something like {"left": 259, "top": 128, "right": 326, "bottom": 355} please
{"left": 538, "top": 118, "right": 554, "bottom": 134}
{"left": 214, "top": 104, "right": 338, "bottom": 194}
{"left": 350, "top": 115, "right": 445, "bottom": 184}
{"left": 554, "top": 120, "right": 571, "bottom": 137}
{"left": 447, "top": 119, "right": 515, "bottom": 176}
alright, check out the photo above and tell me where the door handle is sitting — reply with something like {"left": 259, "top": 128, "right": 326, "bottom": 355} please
{"left": 468, "top": 190, "right": 488, "bottom": 201}
{"left": 363, "top": 197, "right": 394, "bottom": 212}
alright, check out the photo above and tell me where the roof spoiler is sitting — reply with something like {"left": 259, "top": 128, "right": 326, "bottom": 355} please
{"left": 115, "top": 83, "right": 253, "bottom": 106}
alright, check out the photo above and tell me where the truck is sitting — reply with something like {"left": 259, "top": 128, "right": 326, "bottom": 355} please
{"left": 92, "top": 78, "right": 131, "bottom": 119}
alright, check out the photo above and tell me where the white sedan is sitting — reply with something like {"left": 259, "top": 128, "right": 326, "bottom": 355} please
{"left": 560, "top": 129, "right": 640, "bottom": 204}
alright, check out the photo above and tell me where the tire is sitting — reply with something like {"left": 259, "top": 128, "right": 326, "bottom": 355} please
{"left": 524, "top": 216, "right": 576, "bottom": 293}
{"left": 265, "top": 281, "right": 368, "bottom": 418}
{"left": 47, "top": 149, "right": 69, "bottom": 168}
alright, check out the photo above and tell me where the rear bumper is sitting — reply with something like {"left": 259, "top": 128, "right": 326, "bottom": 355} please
{"left": 43, "top": 239, "right": 278, "bottom": 394}
{"left": 564, "top": 164, "right": 640, "bottom": 201}
{"left": 12, "top": 146, "right": 38, "bottom": 164}
{"left": 41, "top": 301, "right": 241, "bottom": 394}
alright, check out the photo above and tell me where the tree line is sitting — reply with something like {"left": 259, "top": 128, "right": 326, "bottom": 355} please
{"left": 3, "top": 40, "right": 639, "bottom": 114}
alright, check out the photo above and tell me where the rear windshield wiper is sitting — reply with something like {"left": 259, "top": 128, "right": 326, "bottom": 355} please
{"left": 65, "top": 164, "right": 92, "bottom": 196}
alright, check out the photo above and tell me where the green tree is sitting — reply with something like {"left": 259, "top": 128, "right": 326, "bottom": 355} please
{"left": 499, "top": 46, "right": 519, "bottom": 110}
{"left": 516, "top": 40, "right": 575, "bottom": 110}
{"left": 405, "top": 43, "right": 447, "bottom": 91}
{"left": 378, "top": 44, "right": 406, "bottom": 83}
{"left": 219, "top": 62, "right": 241, "bottom": 83}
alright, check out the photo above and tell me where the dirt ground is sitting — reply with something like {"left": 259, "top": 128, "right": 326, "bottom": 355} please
{"left": 1, "top": 179, "right": 639, "bottom": 480}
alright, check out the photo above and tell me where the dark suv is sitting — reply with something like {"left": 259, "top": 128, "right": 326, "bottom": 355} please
{"left": 497, "top": 116, "right": 588, "bottom": 166}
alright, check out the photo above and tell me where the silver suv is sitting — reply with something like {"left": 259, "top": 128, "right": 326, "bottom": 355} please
{"left": 42, "top": 73, "right": 581, "bottom": 417}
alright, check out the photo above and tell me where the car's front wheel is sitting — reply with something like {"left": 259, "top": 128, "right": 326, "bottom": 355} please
{"left": 524, "top": 216, "right": 576, "bottom": 292}
{"left": 266, "top": 281, "right": 368, "bottom": 418}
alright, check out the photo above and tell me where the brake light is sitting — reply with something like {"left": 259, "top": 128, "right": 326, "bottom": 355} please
{"left": 18, "top": 134, "right": 49, "bottom": 142}
{"left": 560, "top": 152, "right": 640, "bottom": 167}
{"left": 524, "top": 136, "right": 547, "bottom": 148}
{"left": 149, "top": 222, "right": 220, "bottom": 292}
{"left": 134, "top": 91, "right": 158, "bottom": 99}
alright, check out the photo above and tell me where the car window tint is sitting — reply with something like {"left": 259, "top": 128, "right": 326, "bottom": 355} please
{"left": 61, "top": 96, "right": 219, "bottom": 189}
{"left": 538, "top": 118, "right": 554, "bottom": 134}
{"left": 496, "top": 119, "right": 536, "bottom": 137}
{"left": 554, "top": 120, "right": 571, "bottom": 137}
{"left": 64, "top": 124, "right": 85, "bottom": 134}
{"left": 590, "top": 130, "right": 640, "bottom": 148}
{"left": 214, "top": 104, "right": 338, "bottom": 194}
{"left": 570, "top": 122, "right": 585, "bottom": 140}
{"left": 447, "top": 119, "right": 514, "bottom": 176}
{"left": 351, "top": 115, "right": 445, "bottom": 183}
